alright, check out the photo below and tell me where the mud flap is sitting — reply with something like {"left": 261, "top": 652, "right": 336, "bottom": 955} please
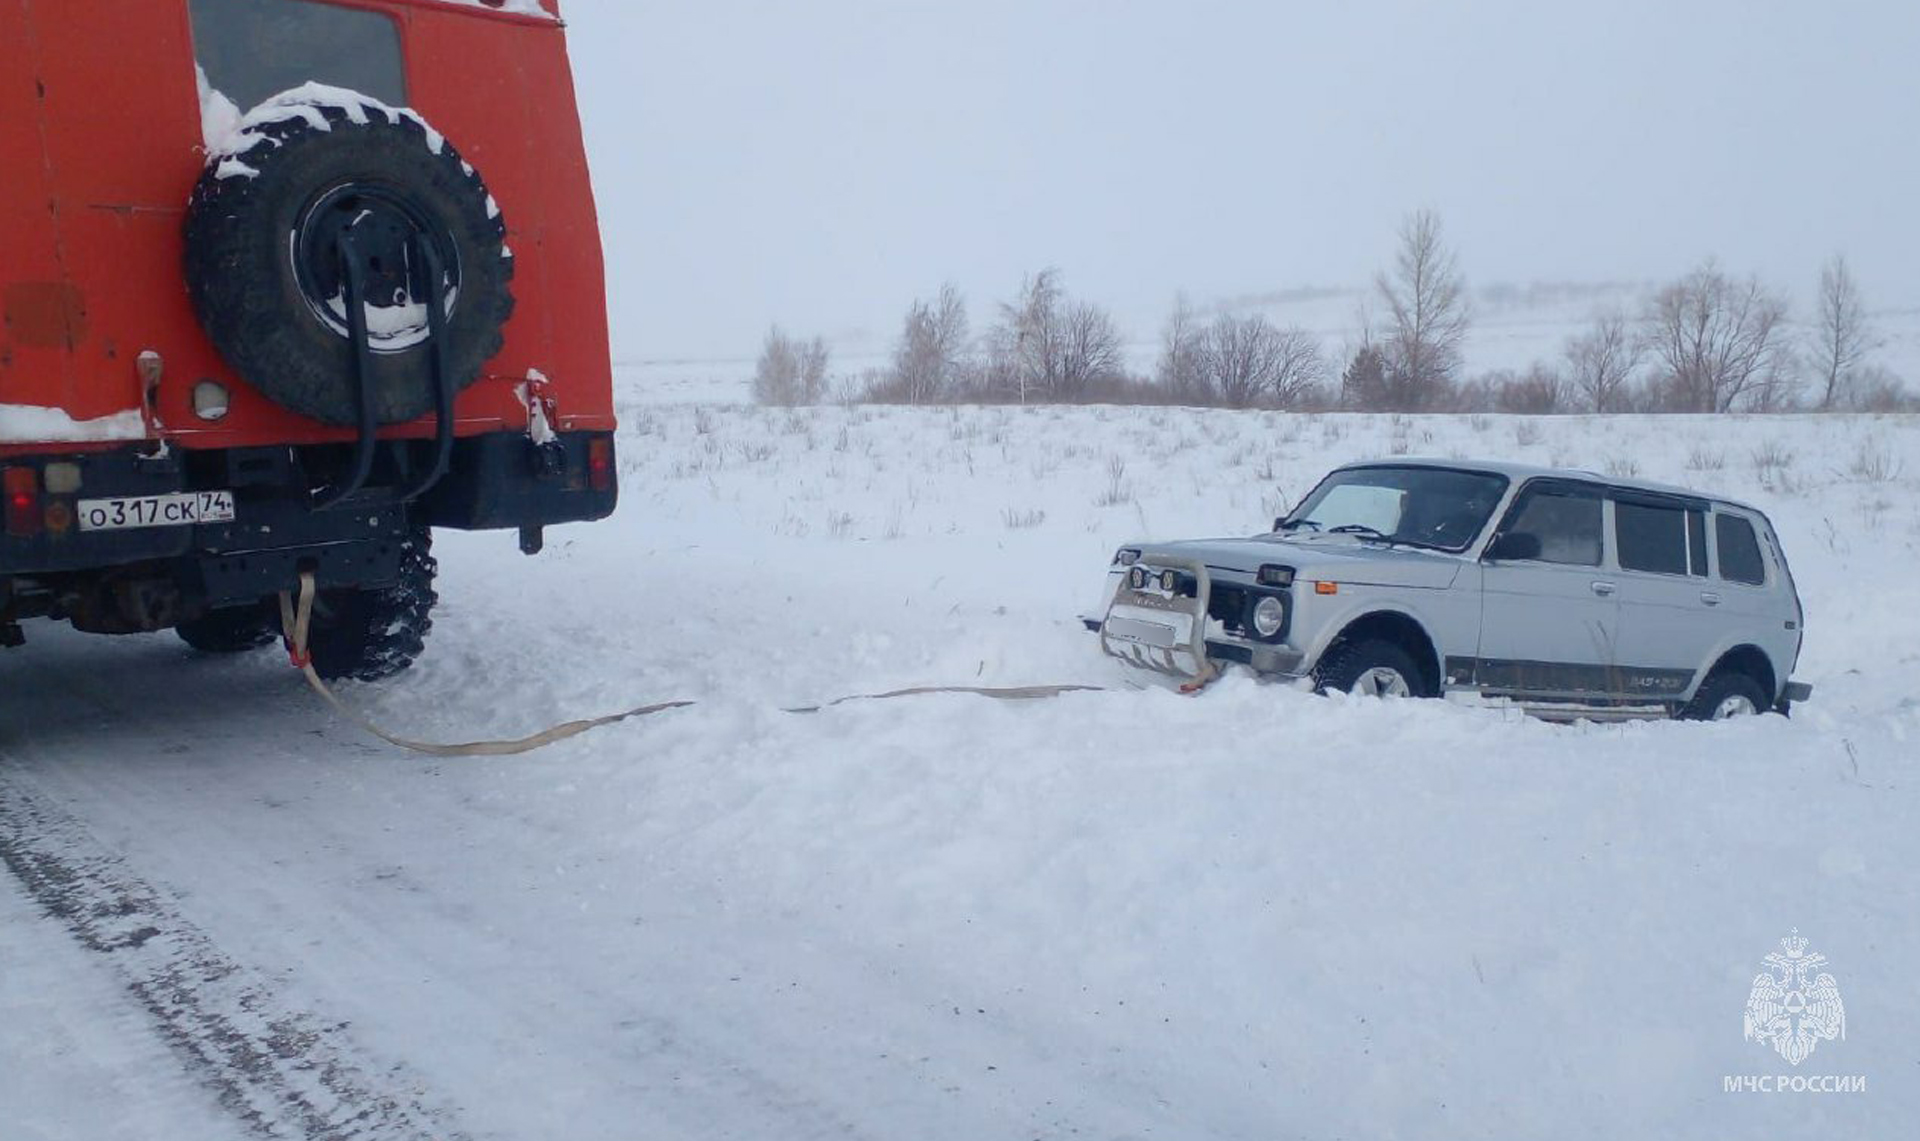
{"left": 1098, "top": 555, "right": 1216, "bottom": 683}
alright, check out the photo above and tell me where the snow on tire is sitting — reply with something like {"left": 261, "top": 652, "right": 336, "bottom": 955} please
{"left": 183, "top": 85, "right": 513, "bottom": 427}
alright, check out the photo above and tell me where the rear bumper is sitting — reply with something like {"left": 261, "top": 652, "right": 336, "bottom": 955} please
{"left": 418, "top": 430, "right": 616, "bottom": 531}
{"left": 2, "top": 430, "right": 616, "bottom": 622}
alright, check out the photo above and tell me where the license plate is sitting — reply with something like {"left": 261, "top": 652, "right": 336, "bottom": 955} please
{"left": 77, "top": 491, "right": 236, "bottom": 532}
{"left": 1103, "top": 614, "right": 1181, "bottom": 649}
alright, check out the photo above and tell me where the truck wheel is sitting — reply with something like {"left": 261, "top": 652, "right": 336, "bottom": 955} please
{"left": 176, "top": 604, "right": 277, "bottom": 654}
{"left": 1679, "top": 669, "right": 1769, "bottom": 721}
{"left": 1313, "top": 638, "right": 1427, "bottom": 699}
{"left": 290, "top": 530, "right": 438, "bottom": 682}
{"left": 182, "top": 94, "right": 513, "bottom": 426}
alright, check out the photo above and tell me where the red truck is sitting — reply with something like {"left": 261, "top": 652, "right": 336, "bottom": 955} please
{"left": 1, "top": 0, "right": 616, "bottom": 679}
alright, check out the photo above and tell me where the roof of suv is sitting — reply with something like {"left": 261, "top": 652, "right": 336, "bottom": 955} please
{"left": 1342, "top": 456, "right": 1764, "bottom": 514}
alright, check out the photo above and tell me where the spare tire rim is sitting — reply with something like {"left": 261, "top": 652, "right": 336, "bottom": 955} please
{"left": 291, "top": 182, "right": 462, "bottom": 354}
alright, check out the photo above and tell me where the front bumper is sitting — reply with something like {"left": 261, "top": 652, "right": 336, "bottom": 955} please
{"left": 1090, "top": 557, "right": 1305, "bottom": 681}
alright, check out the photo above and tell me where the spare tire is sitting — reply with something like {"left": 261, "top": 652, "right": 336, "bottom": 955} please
{"left": 183, "top": 94, "right": 514, "bottom": 427}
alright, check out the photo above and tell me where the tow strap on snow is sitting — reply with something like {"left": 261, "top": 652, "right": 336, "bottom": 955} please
{"left": 276, "top": 572, "right": 1156, "bottom": 757}
{"left": 277, "top": 573, "right": 693, "bottom": 756}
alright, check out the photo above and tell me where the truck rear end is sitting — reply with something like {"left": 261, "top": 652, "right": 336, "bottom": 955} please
{"left": 1, "top": 0, "right": 616, "bottom": 676}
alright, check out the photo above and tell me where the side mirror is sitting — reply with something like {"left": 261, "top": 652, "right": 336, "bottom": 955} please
{"left": 1485, "top": 531, "right": 1541, "bottom": 561}
{"left": 1272, "top": 516, "right": 1286, "bottom": 533}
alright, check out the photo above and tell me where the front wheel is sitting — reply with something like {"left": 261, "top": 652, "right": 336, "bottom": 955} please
{"left": 1313, "top": 639, "right": 1428, "bottom": 699}
{"left": 284, "top": 529, "right": 438, "bottom": 682}
{"left": 1679, "top": 670, "right": 1769, "bottom": 721}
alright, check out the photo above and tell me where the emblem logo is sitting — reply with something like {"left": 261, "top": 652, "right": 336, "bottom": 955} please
{"left": 1743, "top": 930, "right": 1846, "bottom": 1066}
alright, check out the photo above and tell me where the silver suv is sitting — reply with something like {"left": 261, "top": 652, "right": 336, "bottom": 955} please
{"left": 1091, "top": 458, "right": 1811, "bottom": 720}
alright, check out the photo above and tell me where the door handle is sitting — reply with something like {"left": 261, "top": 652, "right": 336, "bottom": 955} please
{"left": 1700, "top": 591, "right": 1722, "bottom": 606}
{"left": 1590, "top": 581, "right": 1616, "bottom": 596}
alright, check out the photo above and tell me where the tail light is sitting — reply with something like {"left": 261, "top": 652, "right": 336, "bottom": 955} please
{"left": 4, "top": 467, "right": 39, "bottom": 537}
{"left": 587, "top": 436, "right": 614, "bottom": 492}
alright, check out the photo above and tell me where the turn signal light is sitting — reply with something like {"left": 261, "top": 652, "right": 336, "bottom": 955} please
{"left": 1313, "top": 580, "right": 1339, "bottom": 595}
{"left": 587, "top": 436, "right": 614, "bottom": 492}
{"left": 4, "top": 467, "right": 40, "bottom": 537}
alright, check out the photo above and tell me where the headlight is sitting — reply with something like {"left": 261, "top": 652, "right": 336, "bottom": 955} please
{"left": 1113, "top": 548, "right": 1142, "bottom": 566}
{"left": 1251, "top": 595, "right": 1286, "bottom": 638}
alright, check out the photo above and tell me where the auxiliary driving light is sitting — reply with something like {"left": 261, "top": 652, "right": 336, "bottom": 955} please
{"left": 1158, "top": 569, "right": 1178, "bottom": 593}
{"left": 1252, "top": 595, "right": 1286, "bottom": 638}
{"left": 1127, "top": 566, "right": 1149, "bottom": 590}
{"left": 1256, "top": 563, "right": 1294, "bottom": 587}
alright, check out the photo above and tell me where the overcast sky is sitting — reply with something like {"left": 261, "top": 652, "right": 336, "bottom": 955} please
{"left": 562, "top": 0, "right": 1920, "bottom": 364}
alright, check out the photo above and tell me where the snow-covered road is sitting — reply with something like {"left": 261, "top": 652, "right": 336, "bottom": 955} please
{"left": 5, "top": 406, "right": 1917, "bottom": 1139}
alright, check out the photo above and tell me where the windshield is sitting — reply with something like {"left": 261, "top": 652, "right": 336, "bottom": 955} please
{"left": 1281, "top": 465, "right": 1508, "bottom": 551}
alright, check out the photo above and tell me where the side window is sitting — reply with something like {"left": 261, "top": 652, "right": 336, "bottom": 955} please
{"left": 1500, "top": 486, "right": 1603, "bottom": 566}
{"left": 1614, "top": 499, "right": 1690, "bottom": 576}
{"left": 190, "top": 0, "right": 406, "bottom": 112}
{"left": 1716, "top": 514, "right": 1768, "bottom": 586}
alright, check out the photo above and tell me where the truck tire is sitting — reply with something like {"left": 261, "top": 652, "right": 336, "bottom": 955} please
{"left": 175, "top": 604, "right": 277, "bottom": 654}
{"left": 1313, "top": 638, "right": 1427, "bottom": 698}
{"left": 288, "top": 529, "right": 438, "bottom": 682}
{"left": 182, "top": 95, "right": 513, "bottom": 427}
{"left": 1679, "top": 669, "right": 1769, "bottom": 721}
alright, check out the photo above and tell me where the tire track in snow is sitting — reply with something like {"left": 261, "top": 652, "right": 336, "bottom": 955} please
{"left": 0, "top": 777, "right": 470, "bottom": 1141}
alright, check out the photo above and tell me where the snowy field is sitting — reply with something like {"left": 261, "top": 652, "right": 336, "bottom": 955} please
{"left": 4, "top": 400, "right": 1919, "bottom": 1139}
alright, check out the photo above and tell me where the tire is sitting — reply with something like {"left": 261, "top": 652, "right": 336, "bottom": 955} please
{"left": 283, "top": 529, "right": 438, "bottom": 682}
{"left": 175, "top": 604, "right": 277, "bottom": 654}
{"left": 183, "top": 96, "right": 513, "bottom": 426}
{"left": 1313, "top": 638, "right": 1429, "bottom": 699}
{"left": 1679, "top": 669, "right": 1770, "bottom": 721}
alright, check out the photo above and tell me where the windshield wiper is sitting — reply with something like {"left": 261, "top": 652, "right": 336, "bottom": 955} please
{"left": 1278, "top": 519, "right": 1321, "bottom": 533}
{"left": 1328, "top": 523, "right": 1395, "bottom": 543}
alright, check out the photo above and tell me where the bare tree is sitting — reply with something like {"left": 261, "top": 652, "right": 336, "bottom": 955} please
{"left": 1562, "top": 309, "right": 1643, "bottom": 412}
{"left": 1155, "top": 293, "right": 1205, "bottom": 401}
{"left": 1197, "top": 313, "right": 1325, "bottom": 408}
{"left": 797, "top": 335, "right": 830, "bottom": 404}
{"left": 1374, "top": 209, "right": 1470, "bottom": 410}
{"left": 888, "top": 283, "right": 970, "bottom": 404}
{"left": 1643, "top": 262, "right": 1790, "bottom": 412}
{"left": 752, "top": 326, "right": 800, "bottom": 405}
{"left": 1811, "top": 254, "right": 1875, "bottom": 411}
{"left": 989, "top": 268, "right": 1062, "bottom": 403}
{"left": 753, "top": 326, "right": 828, "bottom": 405}
{"left": 988, "top": 269, "right": 1123, "bottom": 401}
{"left": 1057, "top": 302, "right": 1124, "bottom": 399}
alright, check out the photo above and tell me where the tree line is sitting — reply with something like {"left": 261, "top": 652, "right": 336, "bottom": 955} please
{"left": 754, "top": 211, "right": 1912, "bottom": 413}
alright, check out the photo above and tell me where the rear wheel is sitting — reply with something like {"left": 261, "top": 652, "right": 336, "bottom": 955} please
{"left": 285, "top": 529, "right": 438, "bottom": 682}
{"left": 176, "top": 604, "right": 277, "bottom": 654}
{"left": 1313, "top": 638, "right": 1428, "bottom": 699}
{"left": 1680, "top": 669, "right": 1769, "bottom": 721}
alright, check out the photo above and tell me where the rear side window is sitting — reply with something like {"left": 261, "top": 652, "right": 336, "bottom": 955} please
{"left": 1614, "top": 499, "right": 1690, "bottom": 576}
{"left": 190, "top": 0, "right": 406, "bottom": 112}
{"left": 1502, "top": 485, "right": 1603, "bottom": 566}
{"left": 1716, "top": 514, "right": 1768, "bottom": 585}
